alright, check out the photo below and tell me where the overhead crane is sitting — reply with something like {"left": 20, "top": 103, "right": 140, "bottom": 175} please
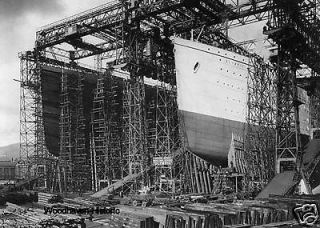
{"left": 34, "top": 0, "right": 274, "bottom": 60}
{"left": 19, "top": 0, "right": 320, "bottom": 193}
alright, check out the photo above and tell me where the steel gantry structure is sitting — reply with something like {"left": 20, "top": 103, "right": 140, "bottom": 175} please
{"left": 264, "top": 0, "right": 320, "bottom": 182}
{"left": 19, "top": 0, "right": 320, "bottom": 193}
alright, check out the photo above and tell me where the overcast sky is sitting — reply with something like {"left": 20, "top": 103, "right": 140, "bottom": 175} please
{"left": 0, "top": 0, "right": 112, "bottom": 147}
{"left": 0, "top": 0, "right": 267, "bottom": 147}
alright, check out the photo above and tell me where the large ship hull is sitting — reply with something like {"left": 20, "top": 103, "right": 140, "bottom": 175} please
{"left": 173, "top": 37, "right": 249, "bottom": 166}
{"left": 181, "top": 110, "right": 245, "bottom": 166}
{"left": 173, "top": 38, "right": 311, "bottom": 167}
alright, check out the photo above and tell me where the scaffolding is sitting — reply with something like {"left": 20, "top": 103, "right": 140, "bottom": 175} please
{"left": 91, "top": 75, "right": 108, "bottom": 191}
{"left": 310, "top": 90, "right": 320, "bottom": 132}
{"left": 19, "top": 52, "right": 37, "bottom": 179}
{"left": 265, "top": 0, "right": 319, "bottom": 175}
{"left": 153, "top": 45, "right": 177, "bottom": 193}
{"left": 59, "top": 69, "right": 75, "bottom": 192}
{"left": 18, "top": 0, "right": 320, "bottom": 195}
{"left": 91, "top": 72, "right": 123, "bottom": 191}
{"left": 19, "top": 51, "right": 49, "bottom": 188}
{"left": 74, "top": 72, "right": 91, "bottom": 192}
{"left": 59, "top": 70, "right": 91, "bottom": 192}
{"left": 245, "top": 56, "right": 277, "bottom": 190}
{"left": 122, "top": 77, "right": 147, "bottom": 192}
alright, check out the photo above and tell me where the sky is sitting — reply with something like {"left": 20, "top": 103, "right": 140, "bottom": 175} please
{"left": 0, "top": 0, "right": 112, "bottom": 147}
{"left": 0, "top": 0, "right": 268, "bottom": 147}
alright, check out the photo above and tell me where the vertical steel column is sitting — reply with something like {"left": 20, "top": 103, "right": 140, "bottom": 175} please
{"left": 73, "top": 71, "right": 91, "bottom": 192}
{"left": 91, "top": 75, "right": 107, "bottom": 191}
{"left": 275, "top": 50, "right": 301, "bottom": 173}
{"left": 154, "top": 77, "right": 173, "bottom": 192}
{"left": 121, "top": 5, "right": 148, "bottom": 192}
{"left": 107, "top": 75, "right": 123, "bottom": 184}
{"left": 245, "top": 56, "right": 277, "bottom": 189}
{"left": 19, "top": 52, "right": 37, "bottom": 179}
{"left": 59, "top": 69, "right": 78, "bottom": 192}
{"left": 19, "top": 51, "right": 48, "bottom": 188}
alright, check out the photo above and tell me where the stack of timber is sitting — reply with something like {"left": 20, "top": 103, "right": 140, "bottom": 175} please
{"left": 108, "top": 199, "right": 296, "bottom": 228}
{"left": 114, "top": 205, "right": 209, "bottom": 227}
{"left": 161, "top": 200, "right": 296, "bottom": 227}
{"left": 5, "top": 202, "right": 87, "bottom": 227}
{"left": 37, "top": 192, "right": 54, "bottom": 206}
{"left": 185, "top": 201, "right": 295, "bottom": 225}
{"left": 93, "top": 212, "right": 157, "bottom": 228}
{"left": 6, "top": 203, "right": 52, "bottom": 225}
{"left": 267, "top": 194, "right": 320, "bottom": 204}
{"left": 164, "top": 214, "right": 223, "bottom": 228}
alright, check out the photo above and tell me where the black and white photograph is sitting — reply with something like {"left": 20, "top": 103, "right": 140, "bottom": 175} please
{"left": 1, "top": 0, "right": 320, "bottom": 227}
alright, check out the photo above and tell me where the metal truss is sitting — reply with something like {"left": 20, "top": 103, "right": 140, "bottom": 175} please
{"left": 91, "top": 75, "right": 108, "bottom": 191}
{"left": 265, "top": 0, "right": 320, "bottom": 178}
{"left": 122, "top": 77, "right": 148, "bottom": 193}
{"left": 154, "top": 84, "right": 174, "bottom": 192}
{"left": 106, "top": 75, "right": 123, "bottom": 186}
{"left": 153, "top": 49, "right": 178, "bottom": 192}
{"left": 310, "top": 88, "right": 320, "bottom": 130}
{"left": 120, "top": 7, "right": 148, "bottom": 193}
{"left": 245, "top": 56, "right": 277, "bottom": 188}
{"left": 20, "top": 0, "right": 320, "bottom": 194}
{"left": 19, "top": 52, "right": 38, "bottom": 178}
{"left": 91, "top": 72, "right": 123, "bottom": 191}
{"left": 34, "top": 0, "right": 276, "bottom": 64}
{"left": 36, "top": 1, "right": 123, "bottom": 49}
{"left": 226, "top": 0, "right": 272, "bottom": 27}
{"left": 19, "top": 52, "right": 49, "bottom": 188}
{"left": 266, "top": 0, "right": 320, "bottom": 73}
{"left": 59, "top": 69, "right": 75, "bottom": 192}
{"left": 274, "top": 52, "right": 302, "bottom": 173}
{"left": 73, "top": 72, "right": 91, "bottom": 192}
{"left": 59, "top": 69, "right": 91, "bottom": 192}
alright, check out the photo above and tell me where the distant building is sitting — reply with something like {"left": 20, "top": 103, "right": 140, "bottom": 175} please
{"left": 0, "top": 161, "right": 16, "bottom": 180}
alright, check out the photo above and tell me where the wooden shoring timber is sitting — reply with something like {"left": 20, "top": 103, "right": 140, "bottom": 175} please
{"left": 204, "top": 162, "right": 212, "bottom": 193}
{"left": 200, "top": 159, "right": 209, "bottom": 194}
{"left": 193, "top": 156, "right": 201, "bottom": 193}
{"left": 196, "top": 157, "right": 205, "bottom": 193}
{"left": 186, "top": 152, "right": 216, "bottom": 194}
{"left": 188, "top": 154, "right": 197, "bottom": 193}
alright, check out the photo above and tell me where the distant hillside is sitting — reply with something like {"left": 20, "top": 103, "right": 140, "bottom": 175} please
{"left": 0, "top": 143, "right": 19, "bottom": 161}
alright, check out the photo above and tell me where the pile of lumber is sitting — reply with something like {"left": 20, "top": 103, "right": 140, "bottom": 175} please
{"left": 183, "top": 201, "right": 294, "bottom": 227}
{"left": 165, "top": 214, "right": 223, "bottom": 228}
{"left": 94, "top": 212, "right": 157, "bottom": 228}
{"left": 89, "top": 199, "right": 299, "bottom": 228}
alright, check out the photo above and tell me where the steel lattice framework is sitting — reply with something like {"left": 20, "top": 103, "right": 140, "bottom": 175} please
{"left": 245, "top": 56, "right": 277, "bottom": 190}
{"left": 19, "top": 0, "right": 320, "bottom": 193}
{"left": 264, "top": 0, "right": 320, "bottom": 180}
{"left": 19, "top": 53, "right": 38, "bottom": 178}
{"left": 19, "top": 52, "right": 49, "bottom": 187}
